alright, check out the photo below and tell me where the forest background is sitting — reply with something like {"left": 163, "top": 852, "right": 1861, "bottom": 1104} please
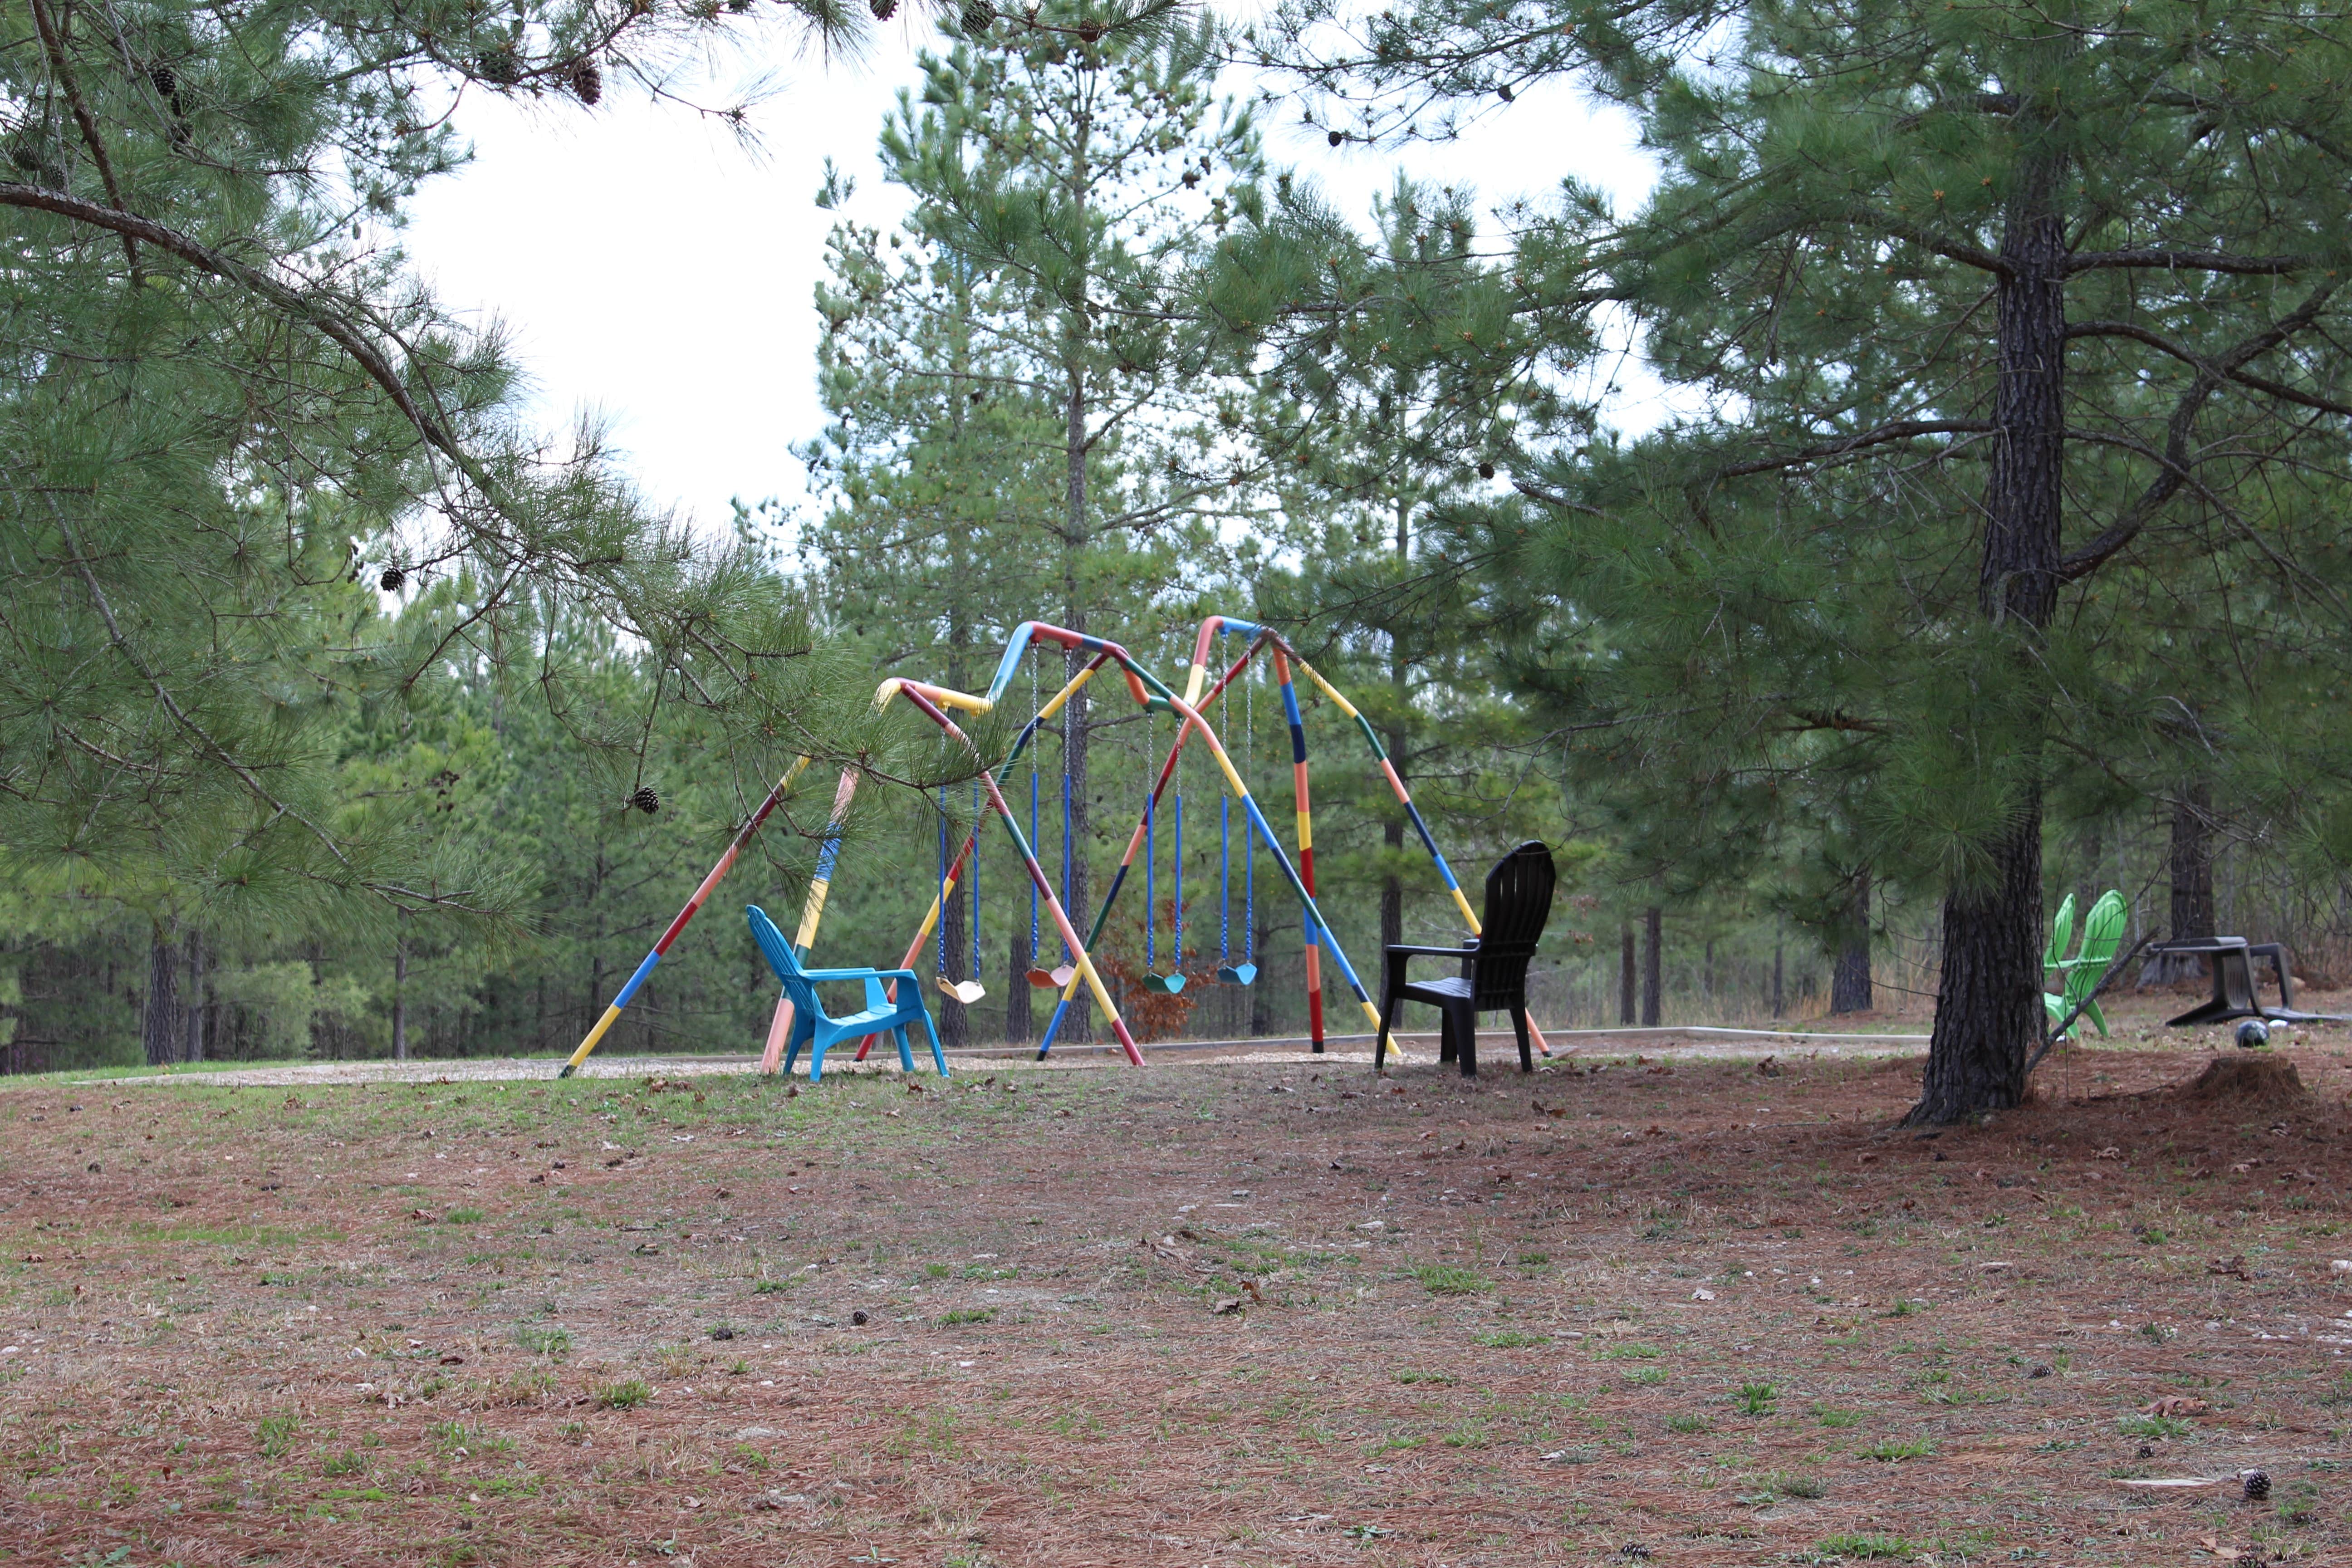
{"left": 6, "top": 0, "right": 2350, "bottom": 1122}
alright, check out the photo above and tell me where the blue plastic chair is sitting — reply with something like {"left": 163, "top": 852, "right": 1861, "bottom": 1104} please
{"left": 746, "top": 906, "right": 947, "bottom": 1083}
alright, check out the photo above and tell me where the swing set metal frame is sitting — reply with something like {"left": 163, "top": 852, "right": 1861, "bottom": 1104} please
{"left": 556, "top": 615, "right": 1538, "bottom": 1077}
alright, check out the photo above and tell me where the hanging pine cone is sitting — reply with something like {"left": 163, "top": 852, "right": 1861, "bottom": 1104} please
{"left": 1077, "top": 20, "right": 1102, "bottom": 41}
{"left": 1478, "top": 461, "right": 1496, "bottom": 479}
{"left": 1328, "top": 129, "right": 1344, "bottom": 147}
{"left": 567, "top": 60, "right": 603, "bottom": 104}
{"left": 870, "top": 0, "right": 896, "bottom": 16}
{"left": 960, "top": 0, "right": 995, "bottom": 32}
{"left": 379, "top": 566, "right": 406, "bottom": 593}
{"left": 147, "top": 64, "right": 179, "bottom": 101}
{"left": 2243, "top": 1470, "right": 2271, "bottom": 1502}
{"left": 630, "top": 785, "right": 660, "bottom": 815}
{"left": 476, "top": 45, "right": 523, "bottom": 85}
{"left": 1498, "top": 82, "right": 1513, "bottom": 102}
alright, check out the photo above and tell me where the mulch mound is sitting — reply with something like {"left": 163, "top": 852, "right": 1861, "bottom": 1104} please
{"left": 2173, "top": 1052, "right": 2309, "bottom": 1107}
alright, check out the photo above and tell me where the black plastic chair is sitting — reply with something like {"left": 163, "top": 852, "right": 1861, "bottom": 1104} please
{"left": 1374, "top": 841, "right": 1556, "bottom": 1077}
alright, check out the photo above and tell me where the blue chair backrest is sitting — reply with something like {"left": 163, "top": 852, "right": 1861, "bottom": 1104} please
{"left": 746, "top": 906, "right": 811, "bottom": 994}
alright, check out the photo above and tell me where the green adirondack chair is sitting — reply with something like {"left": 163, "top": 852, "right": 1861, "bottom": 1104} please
{"left": 2044, "top": 890, "right": 2128, "bottom": 1040}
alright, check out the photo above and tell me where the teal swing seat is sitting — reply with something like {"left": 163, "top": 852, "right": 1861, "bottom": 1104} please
{"left": 746, "top": 905, "right": 948, "bottom": 1083}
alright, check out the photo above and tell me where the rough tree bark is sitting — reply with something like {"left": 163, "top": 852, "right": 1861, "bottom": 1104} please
{"left": 1057, "top": 109, "right": 1094, "bottom": 1045}
{"left": 937, "top": 652, "right": 972, "bottom": 1051}
{"left": 1831, "top": 869, "right": 1873, "bottom": 1014}
{"left": 1618, "top": 923, "right": 1636, "bottom": 1024}
{"left": 2141, "top": 786, "right": 2216, "bottom": 985}
{"left": 1911, "top": 147, "right": 2067, "bottom": 1124}
{"left": 1772, "top": 926, "right": 1785, "bottom": 1018}
{"left": 392, "top": 936, "right": 408, "bottom": 1061}
{"left": 142, "top": 931, "right": 178, "bottom": 1068}
{"left": 1641, "top": 906, "right": 1662, "bottom": 1027}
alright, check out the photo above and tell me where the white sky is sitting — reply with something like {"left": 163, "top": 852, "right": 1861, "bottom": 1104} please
{"left": 399, "top": 20, "right": 1662, "bottom": 530}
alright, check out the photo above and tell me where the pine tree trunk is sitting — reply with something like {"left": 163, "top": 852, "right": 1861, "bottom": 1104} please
{"left": 1381, "top": 500, "right": 1411, "bottom": 960}
{"left": 1831, "top": 869, "right": 1872, "bottom": 1014}
{"left": 1251, "top": 914, "right": 1273, "bottom": 1036}
{"left": 183, "top": 931, "right": 205, "bottom": 1063}
{"left": 392, "top": 937, "right": 408, "bottom": 1061}
{"left": 1618, "top": 923, "right": 1635, "bottom": 1024}
{"left": 142, "top": 932, "right": 178, "bottom": 1068}
{"left": 1914, "top": 143, "right": 2067, "bottom": 1122}
{"left": 1642, "top": 906, "right": 1662, "bottom": 1026}
{"left": 2188, "top": 828, "right": 2218, "bottom": 928}
{"left": 939, "top": 858, "right": 970, "bottom": 1049}
{"left": 1059, "top": 223, "right": 1093, "bottom": 1044}
{"left": 1912, "top": 811, "right": 2044, "bottom": 1122}
{"left": 937, "top": 653, "right": 971, "bottom": 1050}
{"left": 1380, "top": 816, "right": 1404, "bottom": 956}
{"left": 1005, "top": 898, "right": 1034, "bottom": 1044}
{"left": 1772, "top": 926, "right": 1785, "bottom": 1017}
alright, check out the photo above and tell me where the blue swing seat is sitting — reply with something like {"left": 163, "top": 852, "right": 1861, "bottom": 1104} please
{"left": 746, "top": 905, "right": 948, "bottom": 1083}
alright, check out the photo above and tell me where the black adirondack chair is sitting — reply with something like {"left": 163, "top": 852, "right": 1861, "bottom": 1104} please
{"left": 1373, "top": 841, "right": 1556, "bottom": 1077}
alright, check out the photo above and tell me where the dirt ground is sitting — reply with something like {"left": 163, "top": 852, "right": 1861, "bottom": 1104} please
{"left": 5, "top": 1020, "right": 2352, "bottom": 1567}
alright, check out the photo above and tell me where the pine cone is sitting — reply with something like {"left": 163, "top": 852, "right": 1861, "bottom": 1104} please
{"left": 1077, "top": 21, "right": 1102, "bottom": 41}
{"left": 1498, "top": 82, "right": 1514, "bottom": 102}
{"left": 379, "top": 566, "right": 407, "bottom": 593}
{"left": 960, "top": 0, "right": 994, "bottom": 31}
{"left": 2243, "top": 1469, "right": 2271, "bottom": 1502}
{"left": 870, "top": 0, "right": 896, "bottom": 16}
{"left": 1478, "top": 461, "right": 1496, "bottom": 479}
{"left": 1328, "top": 129, "right": 1344, "bottom": 147}
{"left": 630, "top": 785, "right": 660, "bottom": 815}
{"left": 567, "top": 60, "right": 603, "bottom": 104}
{"left": 476, "top": 46, "right": 523, "bottom": 85}
{"left": 147, "top": 64, "right": 179, "bottom": 101}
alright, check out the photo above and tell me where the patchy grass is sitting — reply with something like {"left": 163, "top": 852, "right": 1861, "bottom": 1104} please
{"left": 1, "top": 1035, "right": 2348, "bottom": 1564}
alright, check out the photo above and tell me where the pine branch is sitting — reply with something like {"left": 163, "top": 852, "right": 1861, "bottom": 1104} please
{"left": 1511, "top": 480, "right": 1606, "bottom": 517}
{"left": 1712, "top": 419, "right": 1996, "bottom": 480}
{"left": 2065, "top": 319, "right": 2352, "bottom": 418}
{"left": 0, "top": 181, "right": 508, "bottom": 519}
{"left": 2058, "top": 282, "right": 2340, "bottom": 580}
{"left": 2067, "top": 249, "right": 2315, "bottom": 275}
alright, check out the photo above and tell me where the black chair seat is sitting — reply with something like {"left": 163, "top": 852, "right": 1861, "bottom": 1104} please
{"left": 1374, "top": 842, "right": 1555, "bottom": 1078}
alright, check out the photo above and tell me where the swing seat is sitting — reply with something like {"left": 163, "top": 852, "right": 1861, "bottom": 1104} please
{"left": 936, "top": 977, "right": 987, "bottom": 1005}
{"left": 1142, "top": 971, "right": 1187, "bottom": 995}
{"left": 1026, "top": 964, "right": 1076, "bottom": 990}
{"left": 747, "top": 906, "right": 947, "bottom": 1083}
{"left": 1216, "top": 961, "right": 1258, "bottom": 986}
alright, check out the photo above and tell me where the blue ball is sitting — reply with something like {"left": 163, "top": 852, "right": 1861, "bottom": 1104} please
{"left": 2234, "top": 1018, "right": 2271, "bottom": 1050}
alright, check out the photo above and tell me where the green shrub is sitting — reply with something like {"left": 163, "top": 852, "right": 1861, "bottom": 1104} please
{"left": 595, "top": 1379, "right": 652, "bottom": 1410}
{"left": 1412, "top": 1264, "right": 1488, "bottom": 1296}
{"left": 256, "top": 1415, "right": 300, "bottom": 1459}
{"left": 1817, "top": 1533, "right": 1916, "bottom": 1559}
{"left": 1860, "top": 1438, "right": 1934, "bottom": 1461}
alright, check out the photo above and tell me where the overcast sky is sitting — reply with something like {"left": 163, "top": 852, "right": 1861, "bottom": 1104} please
{"left": 398, "top": 20, "right": 1661, "bottom": 533}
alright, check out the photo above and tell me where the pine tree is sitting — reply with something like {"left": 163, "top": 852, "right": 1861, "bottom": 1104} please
{"left": 824, "top": 0, "right": 1265, "bottom": 1039}
{"left": 0, "top": 0, "right": 883, "bottom": 965}
{"left": 1231, "top": 176, "right": 1576, "bottom": 955}
{"left": 1265, "top": 0, "right": 2352, "bottom": 1117}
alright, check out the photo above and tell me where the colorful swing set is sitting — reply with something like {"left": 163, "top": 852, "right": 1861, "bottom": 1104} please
{"left": 556, "top": 615, "right": 1532, "bottom": 1078}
